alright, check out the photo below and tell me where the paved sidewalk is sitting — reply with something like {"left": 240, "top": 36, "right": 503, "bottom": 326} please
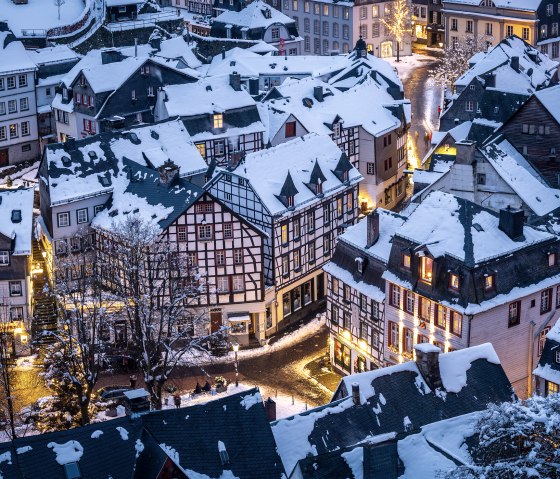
{"left": 303, "top": 353, "right": 343, "bottom": 395}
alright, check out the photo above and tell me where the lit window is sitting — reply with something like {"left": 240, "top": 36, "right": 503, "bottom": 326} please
{"left": 420, "top": 256, "right": 433, "bottom": 283}
{"left": 402, "top": 254, "right": 411, "bottom": 269}
{"left": 449, "top": 273, "right": 459, "bottom": 290}
{"left": 549, "top": 252, "right": 557, "bottom": 266}
{"left": 484, "top": 274, "right": 494, "bottom": 290}
{"left": 196, "top": 143, "right": 206, "bottom": 157}
{"left": 213, "top": 113, "right": 223, "bottom": 129}
{"left": 281, "top": 223, "right": 288, "bottom": 244}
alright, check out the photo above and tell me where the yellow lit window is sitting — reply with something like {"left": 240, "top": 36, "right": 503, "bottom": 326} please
{"left": 402, "top": 254, "right": 411, "bottom": 269}
{"left": 420, "top": 256, "right": 433, "bottom": 283}
{"left": 196, "top": 143, "right": 206, "bottom": 157}
{"left": 449, "top": 273, "right": 459, "bottom": 290}
{"left": 213, "top": 113, "right": 223, "bottom": 129}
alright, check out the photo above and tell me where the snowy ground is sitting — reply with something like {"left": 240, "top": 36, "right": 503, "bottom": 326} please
{"left": 180, "top": 314, "right": 326, "bottom": 366}
{"left": 1, "top": 0, "right": 87, "bottom": 36}
{"left": 385, "top": 53, "right": 436, "bottom": 82}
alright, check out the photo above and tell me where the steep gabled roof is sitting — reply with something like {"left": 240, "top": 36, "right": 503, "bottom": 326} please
{"left": 0, "top": 188, "right": 35, "bottom": 256}
{"left": 533, "top": 317, "right": 560, "bottom": 386}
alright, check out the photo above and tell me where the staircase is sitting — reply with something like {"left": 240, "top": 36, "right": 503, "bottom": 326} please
{"left": 31, "top": 239, "right": 58, "bottom": 345}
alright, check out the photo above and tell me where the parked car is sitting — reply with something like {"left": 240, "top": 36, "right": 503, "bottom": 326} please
{"left": 97, "top": 385, "right": 130, "bottom": 405}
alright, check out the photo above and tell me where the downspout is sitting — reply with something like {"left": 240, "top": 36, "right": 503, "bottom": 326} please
{"left": 466, "top": 314, "right": 473, "bottom": 347}
{"left": 527, "top": 320, "right": 535, "bottom": 398}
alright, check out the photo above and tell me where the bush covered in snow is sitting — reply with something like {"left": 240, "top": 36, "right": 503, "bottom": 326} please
{"left": 443, "top": 394, "right": 560, "bottom": 479}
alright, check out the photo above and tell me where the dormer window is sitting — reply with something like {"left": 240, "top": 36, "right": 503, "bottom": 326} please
{"left": 449, "top": 273, "right": 460, "bottom": 290}
{"left": 484, "top": 274, "right": 495, "bottom": 291}
{"left": 356, "top": 257, "right": 364, "bottom": 274}
{"left": 141, "top": 65, "right": 150, "bottom": 75}
{"left": 402, "top": 254, "right": 411, "bottom": 269}
{"left": 316, "top": 181, "right": 323, "bottom": 195}
{"left": 62, "top": 88, "right": 68, "bottom": 100}
{"left": 79, "top": 75, "right": 86, "bottom": 86}
{"left": 213, "top": 113, "right": 223, "bottom": 129}
{"left": 0, "top": 251, "right": 9, "bottom": 265}
{"left": 548, "top": 252, "right": 557, "bottom": 267}
{"left": 11, "top": 210, "right": 21, "bottom": 223}
{"left": 63, "top": 462, "right": 81, "bottom": 479}
{"left": 555, "top": 350, "right": 560, "bottom": 364}
{"left": 333, "top": 122, "right": 341, "bottom": 139}
{"left": 287, "top": 195, "right": 294, "bottom": 208}
{"left": 420, "top": 256, "right": 433, "bottom": 284}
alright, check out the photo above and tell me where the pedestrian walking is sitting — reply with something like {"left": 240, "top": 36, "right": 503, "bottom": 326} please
{"left": 173, "top": 394, "right": 181, "bottom": 408}
{"left": 437, "top": 105, "right": 442, "bottom": 116}
{"left": 428, "top": 130, "right": 433, "bottom": 142}
{"left": 423, "top": 131, "right": 429, "bottom": 149}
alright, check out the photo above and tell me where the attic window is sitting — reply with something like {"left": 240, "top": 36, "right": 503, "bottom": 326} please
{"left": 548, "top": 252, "right": 557, "bottom": 267}
{"left": 63, "top": 462, "right": 81, "bottom": 479}
{"left": 11, "top": 210, "right": 21, "bottom": 223}
{"left": 484, "top": 274, "right": 495, "bottom": 291}
{"left": 333, "top": 122, "right": 341, "bottom": 138}
{"left": 449, "top": 273, "right": 460, "bottom": 290}
{"left": 287, "top": 195, "right": 294, "bottom": 208}
{"left": 213, "top": 113, "right": 223, "bottom": 129}
{"left": 420, "top": 256, "right": 433, "bottom": 284}
{"left": 355, "top": 257, "right": 364, "bottom": 274}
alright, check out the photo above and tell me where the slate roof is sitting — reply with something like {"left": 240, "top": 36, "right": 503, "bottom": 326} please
{"left": 0, "top": 388, "right": 285, "bottom": 479}
{"left": 272, "top": 344, "right": 514, "bottom": 475}
{"left": 42, "top": 119, "right": 207, "bottom": 207}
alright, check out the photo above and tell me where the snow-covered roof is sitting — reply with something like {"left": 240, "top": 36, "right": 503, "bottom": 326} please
{"left": 480, "top": 139, "right": 560, "bottom": 217}
{"left": 214, "top": 0, "right": 295, "bottom": 29}
{"left": 106, "top": 0, "right": 144, "bottom": 6}
{"left": 272, "top": 343, "right": 510, "bottom": 475}
{"left": 44, "top": 119, "right": 207, "bottom": 206}
{"left": 534, "top": 84, "right": 560, "bottom": 125}
{"left": 230, "top": 134, "right": 362, "bottom": 216}
{"left": 264, "top": 76, "right": 407, "bottom": 142}
{"left": 29, "top": 45, "right": 80, "bottom": 66}
{"left": 394, "top": 191, "right": 554, "bottom": 265}
{"left": 455, "top": 36, "right": 558, "bottom": 91}
{"left": 444, "top": 0, "right": 541, "bottom": 10}
{"left": 533, "top": 317, "right": 560, "bottom": 385}
{"left": 0, "top": 31, "right": 36, "bottom": 74}
{"left": 160, "top": 74, "right": 256, "bottom": 117}
{"left": 0, "top": 188, "right": 34, "bottom": 256}
{"left": 338, "top": 210, "right": 406, "bottom": 264}
{"left": 61, "top": 48, "right": 198, "bottom": 93}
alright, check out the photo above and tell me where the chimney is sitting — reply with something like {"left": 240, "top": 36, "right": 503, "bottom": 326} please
{"left": 510, "top": 56, "right": 520, "bottom": 72}
{"left": 313, "top": 85, "right": 324, "bottom": 102}
{"left": 351, "top": 383, "right": 360, "bottom": 406}
{"left": 229, "top": 72, "right": 242, "bottom": 91}
{"left": 484, "top": 72, "right": 495, "bottom": 88}
{"left": 366, "top": 210, "right": 380, "bottom": 248}
{"left": 248, "top": 77, "right": 259, "bottom": 96}
{"left": 498, "top": 206, "right": 525, "bottom": 241}
{"left": 158, "top": 159, "right": 180, "bottom": 185}
{"left": 101, "top": 49, "right": 123, "bottom": 65}
{"left": 264, "top": 397, "right": 276, "bottom": 421}
{"left": 455, "top": 140, "right": 476, "bottom": 165}
{"left": 64, "top": 136, "right": 76, "bottom": 151}
{"left": 414, "top": 344, "right": 442, "bottom": 391}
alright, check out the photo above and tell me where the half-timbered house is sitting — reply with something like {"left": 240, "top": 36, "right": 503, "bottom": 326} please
{"left": 208, "top": 133, "right": 362, "bottom": 340}
{"left": 323, "top": 209, "right": 406, "bottom": 375}
{"left": 262, "top": 73, "right": 410, "bottom": 212}
{"left": 155, "top": 74, "right": 266, "bottom": 168}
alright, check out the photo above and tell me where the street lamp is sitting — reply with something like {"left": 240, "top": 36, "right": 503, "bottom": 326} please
{"left": 232, "top": 342, "right": 239, "bottom": 388}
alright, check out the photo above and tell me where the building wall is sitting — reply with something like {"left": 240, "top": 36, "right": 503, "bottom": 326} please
{"left": 352, "top": 0, "right": 412, "bottom": 58}
{"left": 443, "top": 3, "right": 538, "bottom": 48}
{"left": 0, "top": 70, "right": 39, "bottom": 165}
{"left": 282, "top": 0, "right": 353, "bottom": 55}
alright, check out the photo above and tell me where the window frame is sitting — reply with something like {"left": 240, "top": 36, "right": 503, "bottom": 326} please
{"left": 76, "top": 208, "right": 88, "bottom": 224}
{"left": 57, "top": 211, "right": 71, "bottom": 228}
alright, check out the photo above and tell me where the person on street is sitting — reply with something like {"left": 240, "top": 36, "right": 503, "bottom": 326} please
{"left": 174, "top": 394, "right": 181, "bottom": 408}
{"left": 423, "top": 131, "right": 429, "bottom": 149}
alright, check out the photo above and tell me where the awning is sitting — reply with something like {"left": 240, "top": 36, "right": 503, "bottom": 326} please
{"left": 228, "top": 315, "right": 250, "bottom": 322}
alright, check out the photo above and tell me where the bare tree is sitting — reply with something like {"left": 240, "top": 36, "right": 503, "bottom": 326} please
{"left": 381, "top": 0, "right": 412, "bottom": 62}
{"left": 53, "top": 0, "right": 66, "bottom": 21}
{"left": 429, "top": 35, "right": 492, "bottom": 93}
{"left": 96, "top": 215, "right": 215, "bottom": 410}
{"left": 30, "top": 230, "right": 117, "bottom": 431}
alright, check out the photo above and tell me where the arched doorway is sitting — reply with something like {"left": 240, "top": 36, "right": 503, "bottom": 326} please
{"left": 380, "top": 40, "right": 393, "bottom": 58}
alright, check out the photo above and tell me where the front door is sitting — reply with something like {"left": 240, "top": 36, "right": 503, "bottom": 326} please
{"left": 210, "top": 310, "right": 222, "bottom": 333}
{"left": 0, "top": 148, "right": 8, "bottom": 167}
